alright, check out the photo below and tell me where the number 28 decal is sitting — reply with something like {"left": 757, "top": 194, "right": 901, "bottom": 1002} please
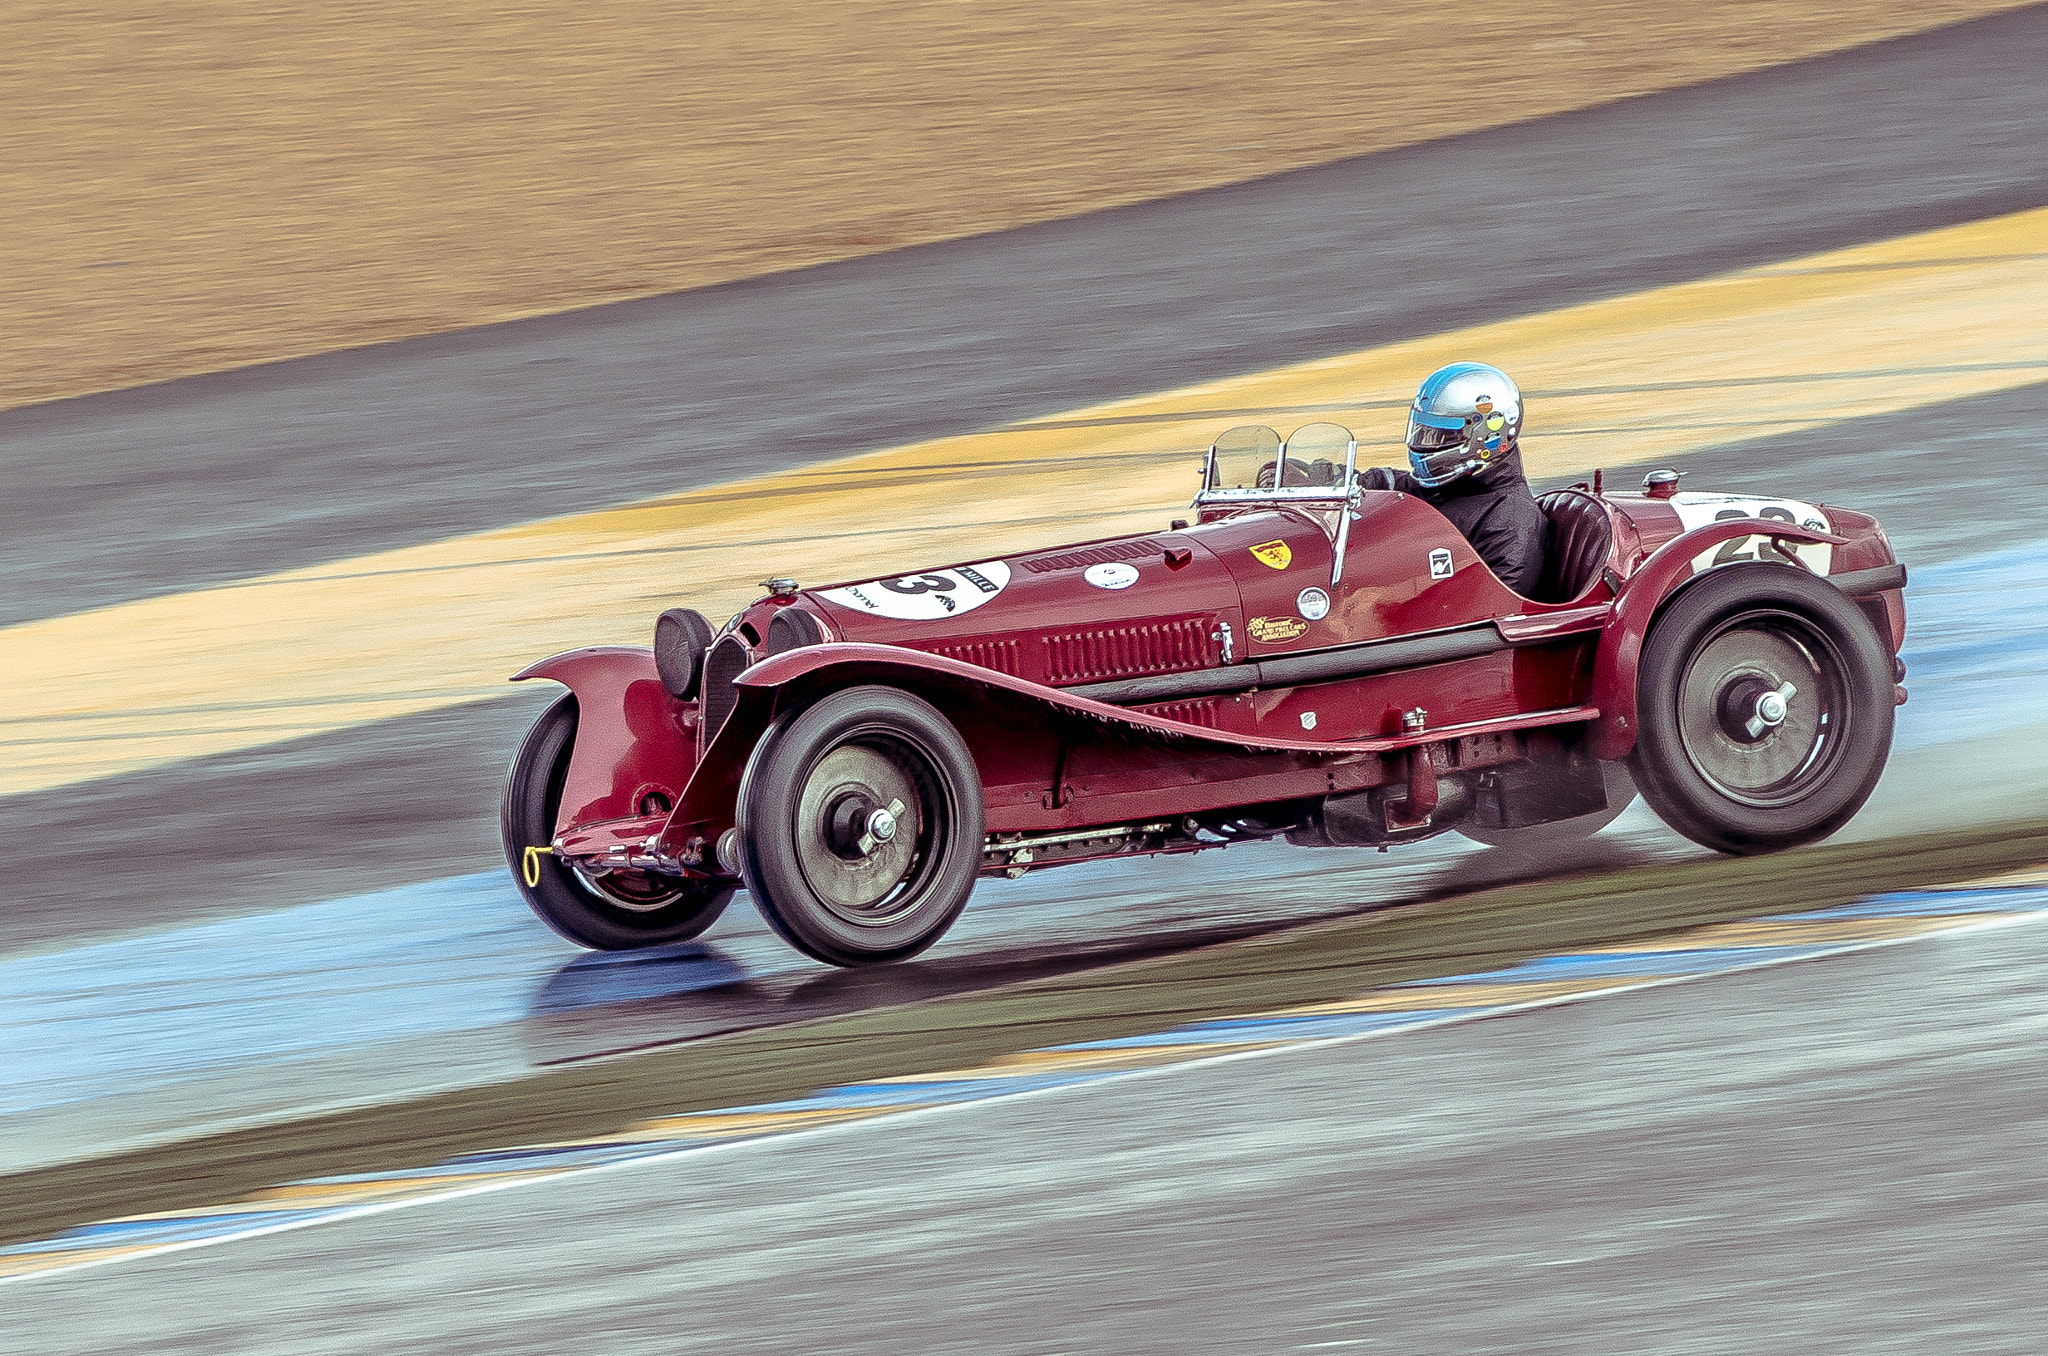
{"left": 1669, "top": 493, "right": 1833, "bottom": 576}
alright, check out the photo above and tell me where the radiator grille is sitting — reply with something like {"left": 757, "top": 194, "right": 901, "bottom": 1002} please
{"left": 926, "top": 638, "right": 1021, "bottom": 675}
{"left": 1022, "top": 539, "right": 1164, "bottom": 574}
{"left": 699, "top": 633, "right": 751, "bottom": 747}
{"left": 1139, "top": 698, "right": 1223, "bottom": 728}
{"left": 1043, "top": 618, "right": 1210, "bottom": 683}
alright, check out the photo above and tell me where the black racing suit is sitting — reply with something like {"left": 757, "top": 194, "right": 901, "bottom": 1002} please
{"left": 1366, "top": 447, "right": 1549, "bottom": 598}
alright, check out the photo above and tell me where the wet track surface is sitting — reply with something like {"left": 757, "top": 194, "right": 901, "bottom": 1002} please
{"left": 5, "top": 10, "right": 2048, "bottom": 1337}
{"left": 16, "top": 902, "right": 2048, "bottom": 1353}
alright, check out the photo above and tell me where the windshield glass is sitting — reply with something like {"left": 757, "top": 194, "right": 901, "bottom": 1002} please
{"left": 1196, "top": 422, "right": 1355, "bottom": 504}
{"left": 1201, "top": 425, "right": 1283, "bottom": 493}
{"left": 1281, "top": 422, "right": 1355, "bottom": 486}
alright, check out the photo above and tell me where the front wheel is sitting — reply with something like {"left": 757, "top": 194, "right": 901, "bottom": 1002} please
{"left": 1629, "top": 564, "right": 1894, "bottom": 855}
{"left": 737, "top": 686, "right": 986, "bottom": 966}
{"left": 502, "top": 695, "right": 733, "bottom": 949}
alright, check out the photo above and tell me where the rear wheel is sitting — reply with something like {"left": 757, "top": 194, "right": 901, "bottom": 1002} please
{"left": 501, "top": 695, "right": 733, "bottom": 949}
{"left": 738, "top": 686, "right": 985, "bottom": 966}
{"left": 1629, "top": 564, "right": 1893, "bottom": 854}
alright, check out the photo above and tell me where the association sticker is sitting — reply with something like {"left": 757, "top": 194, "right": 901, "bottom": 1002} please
{"left": 1295, "top": 586, "right": 1331, "bottom": 621}
{"left": 1299, "top": 711, "right": 1318, "bottom": 731}
{"left": 1428, "top": 547, "right": 1454, "bottom": 579}
{"left": 1083, "top": 561, "right": 1140, "bottom": 590}
{"left": 816, "top": 561, "right": 1013, "bottom": 621}
{"left": 1249, "top": 540, "right": 1292, "bottom": 570}
{"left": 1248, "top": 615, "right": 1309, "bottom": 643}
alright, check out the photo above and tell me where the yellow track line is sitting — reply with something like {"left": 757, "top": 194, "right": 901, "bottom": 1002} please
{"left": 4, "top": 206, "right": 2045, "bottom": 798}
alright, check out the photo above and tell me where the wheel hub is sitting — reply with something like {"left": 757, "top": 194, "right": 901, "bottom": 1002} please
{"left": 1679, "top": 620, "right": 1835, "bottom": 803}
{"left": 1751, "top": 685, "right": 1792, "bottom": 733}
{"left": 794, "top": 743, "right": 924, "bottom": 922}
{"left": 823, "top": 791, "right": 906, "bottom": 860}
{"left": 865, "top": 805, "right": 899, "bottom": 845}
{"left": 1715, "top": 676, "right": 1798, "bottom": 744}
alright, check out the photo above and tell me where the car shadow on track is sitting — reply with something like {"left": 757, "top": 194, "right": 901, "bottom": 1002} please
{"left": 519, "top": 827, "right": 1692, "bottom": 1066}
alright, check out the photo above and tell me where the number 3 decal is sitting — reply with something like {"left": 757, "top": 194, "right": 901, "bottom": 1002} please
{"left": 879, "top": 574, "right": 958, "bottom": 596}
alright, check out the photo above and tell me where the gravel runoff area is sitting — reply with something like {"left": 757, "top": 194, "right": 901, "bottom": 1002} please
{"left": 6, "top": 0, "right": 2036, "bottom": 409}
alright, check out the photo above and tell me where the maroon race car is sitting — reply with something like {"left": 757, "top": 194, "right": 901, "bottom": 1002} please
{"left": 502, "top": 422, "right": 1907, "bottom": 966}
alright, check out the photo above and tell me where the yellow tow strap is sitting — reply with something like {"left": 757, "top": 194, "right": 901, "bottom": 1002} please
{"left": 522, "top": 844, "right": 555, "bottom": 888}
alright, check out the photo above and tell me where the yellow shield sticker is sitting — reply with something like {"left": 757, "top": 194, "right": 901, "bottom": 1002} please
{"left": 1249, "top": 540, "right": 1292, "bottom": 570}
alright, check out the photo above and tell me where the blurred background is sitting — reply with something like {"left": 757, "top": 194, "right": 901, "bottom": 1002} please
{"left": 5, "top": 1, "right": 2048, "bottom": 1349}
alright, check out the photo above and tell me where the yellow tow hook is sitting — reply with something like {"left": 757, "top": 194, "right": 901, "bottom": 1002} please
{"left": 522, "top": 844, "right": 555, "bottom": 888}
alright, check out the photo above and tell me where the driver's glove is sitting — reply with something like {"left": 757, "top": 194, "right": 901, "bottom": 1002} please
{"left": 1358, "top": 466, "right": 1400, "bottom": 492}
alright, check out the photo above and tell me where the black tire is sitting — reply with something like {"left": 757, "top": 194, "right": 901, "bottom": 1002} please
{"left": 1458, "top": 760, "right": 1638, "bottom": 850}
{"left": 501, "top": 695, "right": 733, "bottom": 949}
{"left": 737, "top": 686, "right": 985, "bottom": 966}
{"left": 1629, "top": 563, "right": 1894, "bottom": 855}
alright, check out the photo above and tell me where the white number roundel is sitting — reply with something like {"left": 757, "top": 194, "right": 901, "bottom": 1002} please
{"left": 816, "top": 562, "right": 1012, "bottom": 620}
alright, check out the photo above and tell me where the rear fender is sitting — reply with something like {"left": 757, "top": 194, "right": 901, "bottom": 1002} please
{"left": 513, "top": 647, "right": 698, "bottom": 837}
{"left": 1587, "top": 518, "right": 1843, "bottom": 761}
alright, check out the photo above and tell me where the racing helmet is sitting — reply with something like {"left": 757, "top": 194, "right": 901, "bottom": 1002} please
{"left": 1405, "top": 362, "right": 1523, "bottom": 488}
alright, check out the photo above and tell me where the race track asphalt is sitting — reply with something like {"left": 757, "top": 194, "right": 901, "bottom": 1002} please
{"left": 6, "top": 12, "right": 2048, "bottom": 1329}
{"left": 16, "top": 907, "right": 2048, "bottom": 1354}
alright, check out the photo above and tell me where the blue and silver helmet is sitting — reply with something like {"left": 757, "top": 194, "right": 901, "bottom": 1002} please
{"left": 1404, "top": 362, "right": 1523, "bottom": 488}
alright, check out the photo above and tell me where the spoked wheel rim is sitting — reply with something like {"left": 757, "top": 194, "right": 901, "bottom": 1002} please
{"left": 1676, "top": 608, "right": 1849, "bottom": 808}
{"left": 789, "top": 733, "right": 940, "bottom": 928}
{"left": 571, "top": 865, "right": 690, "bottom": 913}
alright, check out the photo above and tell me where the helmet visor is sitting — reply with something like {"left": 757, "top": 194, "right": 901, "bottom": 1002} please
{"left": 1406, "top": 409, "right": 1468, "bottom": 452}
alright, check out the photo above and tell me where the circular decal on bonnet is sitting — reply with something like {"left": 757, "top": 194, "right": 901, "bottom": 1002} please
{"left": 1295, "top": 586, "right": 1330, "bottom": 621}
{"left": 816, "top": 561, "right": 1012, "bottom": 621}
{"left": 1083, "top": 562, "right": 1140, "bottom": 590}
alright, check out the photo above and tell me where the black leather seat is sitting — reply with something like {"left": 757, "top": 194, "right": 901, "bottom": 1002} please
{"left": 1532, "top": 489, "right": 1614, "bottom": 603}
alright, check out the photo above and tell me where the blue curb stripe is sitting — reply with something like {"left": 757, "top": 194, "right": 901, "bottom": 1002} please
{"left": 6, "top": 874, "right": 2046, "bottom": 1283}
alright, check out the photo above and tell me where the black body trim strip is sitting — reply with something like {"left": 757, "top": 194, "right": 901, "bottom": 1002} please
{"left": 1068, "top": 624, "right": 1510, "bottom": 705}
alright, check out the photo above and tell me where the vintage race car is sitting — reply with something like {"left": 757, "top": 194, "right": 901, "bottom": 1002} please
{"left": 502, "top": 422, "right": 1907, "bottom": 966}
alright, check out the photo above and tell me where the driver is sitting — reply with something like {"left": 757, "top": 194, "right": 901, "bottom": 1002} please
{"left": 1360, "top": 361, "right": 1547, "bottom": 596}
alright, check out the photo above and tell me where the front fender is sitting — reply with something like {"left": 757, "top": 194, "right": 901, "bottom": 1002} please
{"left": 1587, "top": 519, "right": 1844, "bottom": 761}
{"left": 513, "top": 646, "right": 697, "bottom": 837}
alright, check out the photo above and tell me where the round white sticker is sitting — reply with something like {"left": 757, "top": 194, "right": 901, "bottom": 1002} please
{"left": 1295, "top": 586, "right": 1330, "bottom": 621}
{"left": 1083, "top": 562, "right": 1140, "bottom": 590}
{"left": 816, "top": 561, "right": 1013, "bottom": 621}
